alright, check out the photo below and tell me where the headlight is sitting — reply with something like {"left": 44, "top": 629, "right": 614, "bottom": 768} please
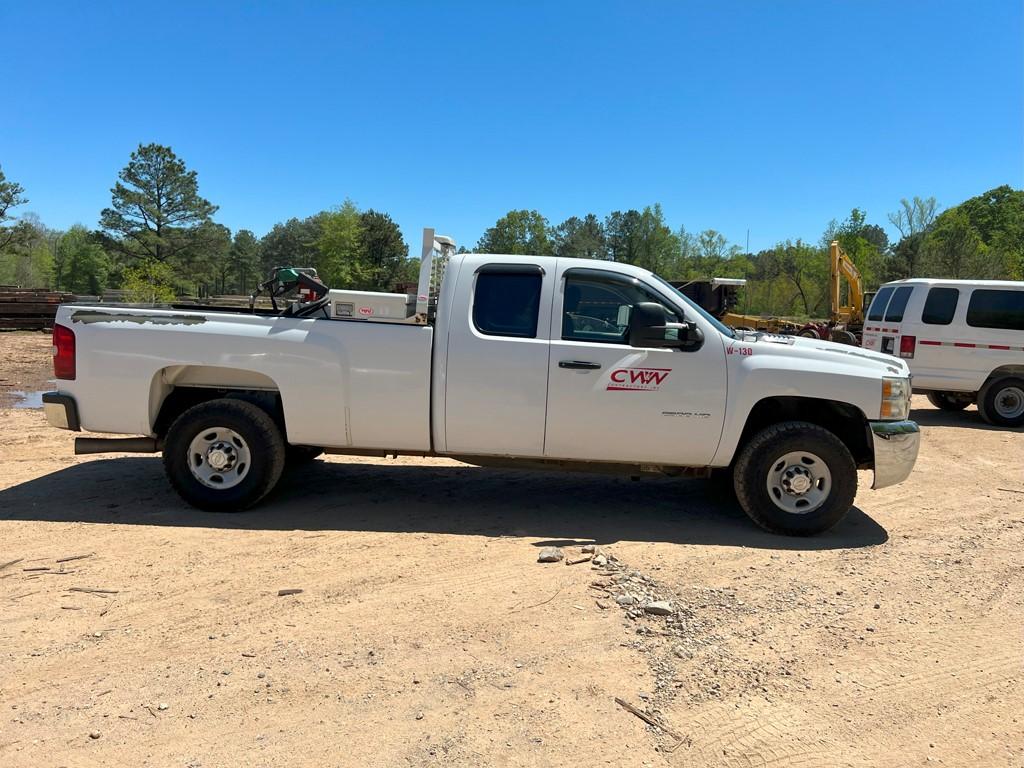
{"left": 880, "top": 377, "right": 911, "bottom": 420}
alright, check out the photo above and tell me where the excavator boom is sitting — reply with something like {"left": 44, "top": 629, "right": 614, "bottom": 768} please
{"left": 829, "top": 240, "right": 865, "bottom": 326}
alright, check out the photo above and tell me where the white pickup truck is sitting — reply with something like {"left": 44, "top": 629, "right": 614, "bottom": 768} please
{"left": 42, "top": 229, "right": 920, "bottom": 535}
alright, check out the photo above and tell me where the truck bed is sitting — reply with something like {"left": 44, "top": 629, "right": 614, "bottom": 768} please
{"left": 55, "top": 303, "right": 435, "bottom": 451}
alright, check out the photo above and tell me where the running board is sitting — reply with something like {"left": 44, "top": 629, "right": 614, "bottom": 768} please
{"left": 74, "top": 437, "right": 161, "bottom": 455}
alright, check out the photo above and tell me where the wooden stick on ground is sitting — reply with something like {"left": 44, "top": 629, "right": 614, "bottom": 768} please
{"left": 565, "top": 555, "right": 593, "bottom": 566}
{"left": 68, "top": 587, "right": 119, "bottom": 595}
{"left": 614, "top": 697, "right": 684, "bottom": 742}
{"left": 56, "top": 553, "right": 94, "bottom": 563}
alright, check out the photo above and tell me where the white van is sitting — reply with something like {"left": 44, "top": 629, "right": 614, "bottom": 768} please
{"left": 862, "top": 279, "right": 1024, "bottom": 427}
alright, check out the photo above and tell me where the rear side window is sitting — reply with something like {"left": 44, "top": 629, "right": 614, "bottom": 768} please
{"left": 473, "top": 271, "right": 542, "bottom": 338}
{"left": 867, "top": 287, "right": 894, "bottom": 321}
{"left": 883, "top": 286, "right": 913, "bottom": 322}
{"left": 922, "top": 287, "right": 959, "bottom": 325}
{"left": 966, "top": 289, "right": 1024, "bottom": 331}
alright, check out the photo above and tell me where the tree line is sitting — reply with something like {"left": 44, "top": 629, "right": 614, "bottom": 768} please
{"left": 1, "top": 144, "right": 1021, "bottom": 317}
{"left": 0, "top": 144, "right": 417, "bottom": 302}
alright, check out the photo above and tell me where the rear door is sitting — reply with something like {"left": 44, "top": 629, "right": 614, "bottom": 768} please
{"left": 863, "top": 285, "right": 914, "bottom": 357}
{"left": 441, "top": 259, "right": 553, "bottom": 457}
{"left": 543, "top": 265, "right": 727, "bottom": 466}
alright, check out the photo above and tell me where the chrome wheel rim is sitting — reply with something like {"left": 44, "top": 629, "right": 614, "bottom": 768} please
{"left": 993, "top": 386, "right": 1024, "bottom": 419}
{"left": 187, "top": 427, "right": 251, "bottom": 490}
{"left": 766, "top": 450, "right": 832, "bottom": 514}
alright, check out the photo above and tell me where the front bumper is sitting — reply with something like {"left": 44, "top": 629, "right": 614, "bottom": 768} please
{"left": 42, "top": 392, "right": 80, "bottom": 432}
{"left": 869, "top": 419, "right": 920, "bottom": 490}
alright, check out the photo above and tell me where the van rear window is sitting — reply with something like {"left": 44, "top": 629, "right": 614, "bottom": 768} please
{"left": 883, "top": 286, "right": 913, "bottom": 322}
{"left": 922, "top": 287, "right": 959, "bottom": 325}
{"left": 867, "top": 287, "right": 894, "bottom": 321}
{"left": 966, "top": 289, "right": 1024, "bottom": 331}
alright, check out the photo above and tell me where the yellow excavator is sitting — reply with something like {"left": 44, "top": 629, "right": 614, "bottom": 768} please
{"left": 794, "top": 241, "right": 870, "bottom": 344}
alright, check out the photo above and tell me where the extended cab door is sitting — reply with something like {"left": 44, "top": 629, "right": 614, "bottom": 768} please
{"left": 544, "top": 266, "right": 727, "bottom": 466}
{"left": 440, "top": 257, "right": 553, "bottom": 457}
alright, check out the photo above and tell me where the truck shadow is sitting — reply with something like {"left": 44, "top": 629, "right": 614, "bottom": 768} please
{"left": 0, "top": 457, "right": 888, "bottom": 551}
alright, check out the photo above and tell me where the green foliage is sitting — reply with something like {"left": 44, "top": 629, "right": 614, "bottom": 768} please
{"left": 100, "top": 143, "right": 218, "bottom": 264}
{"left": 317, "top": 200, "right": 366, "bottom": 287}
{"left": 0, "top": 211, "right": 55, "bottom": 288}
{"left": 259, "top": 215, "right": 323, "bottom": 276}
{"left": 920, "top": 209, "right": 991, "bottom": 279}
{"left": 54, "top": 225, "right": 111, "bottom": 294}
{"left": 888, "top": 196, "right": 938, "bottom": 238}
{"left": 827, "top": 208, "right": 887, "bottom": 288}
{"left": 229, "top": 230, "right": 260, "bottom": 294}
{"left": 0, "top": 164, "right": 33, "bottom": 253}
{"left": 552, "top": 214, "right": 607, "bottom": 259}
{"left": 476, "top": 210, "right": 553, "bottom": 255}
{"left": 122, "top": 258, "right": 177, "bottom": 303}
{"left": 360, "top": 210, "right": 413, "bottom": 291}
{"left": 177, "top": 222, "right": 232, "bottom": 297}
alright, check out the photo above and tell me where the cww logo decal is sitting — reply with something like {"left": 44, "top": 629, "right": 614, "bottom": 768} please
{"left": 606, "top": 367, "right": 672, "bottom": 392}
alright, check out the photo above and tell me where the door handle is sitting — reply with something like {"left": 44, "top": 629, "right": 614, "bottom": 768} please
{"left": 559, "top": 360, "right": 601, "bottom": 370}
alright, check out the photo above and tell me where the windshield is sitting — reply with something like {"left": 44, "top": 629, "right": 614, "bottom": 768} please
{"left": 651, "top": 274, "right": 736, "bottom": 338}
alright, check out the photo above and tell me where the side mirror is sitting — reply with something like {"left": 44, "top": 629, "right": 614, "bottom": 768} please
{"left": 628, "top": 302, "right": 704, "bottom": 350}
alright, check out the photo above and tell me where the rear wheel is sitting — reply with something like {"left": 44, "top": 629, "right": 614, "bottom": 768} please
{"left": 163, "top": 398, "right": 286, "bottom": 511}
{"left": 978, "top": 377, "right": 1024, "bottom": 428}
{"left": 733, "top": 421, "right": 857, "bottom": 535}
{"left": 926, "top": 391, "right": 973, "bottom": 412}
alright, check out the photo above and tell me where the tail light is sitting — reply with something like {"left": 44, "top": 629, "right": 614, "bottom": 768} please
{"left": 899, "top": 335, "right": 916, "bottom": 359}
{"left": 53, "top": 324, "right": 76, "bottom": 380}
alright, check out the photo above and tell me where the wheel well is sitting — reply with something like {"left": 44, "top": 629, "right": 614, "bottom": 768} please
{"left": 738, "top": 396, "right": 873, "bottom": 468}
{"left": 154, "top": 387, "right": 285, "bottom": 439}
{"left": 983, "top": 365, "right": 1024, "bottom": 391}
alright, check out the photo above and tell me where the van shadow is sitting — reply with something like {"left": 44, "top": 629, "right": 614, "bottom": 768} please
{"left": 0, "top": 458, "right": 888, "bottom": 551}
{"left": 911, "top": 406, "right": 1017, "bottom": 431}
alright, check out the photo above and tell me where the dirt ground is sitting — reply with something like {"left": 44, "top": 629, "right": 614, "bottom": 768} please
{"left": 1, "top": 331, "right": 1022, "bottom": 767}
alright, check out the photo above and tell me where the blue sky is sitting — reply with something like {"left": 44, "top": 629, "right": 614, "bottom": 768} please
{"left": 1, "top": 1, "right": 1021, "bottom": 254}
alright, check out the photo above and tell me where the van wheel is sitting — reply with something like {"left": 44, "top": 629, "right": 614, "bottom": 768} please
{"left": 978, "top": 377, "right": 1024, "bottom": 428}
{"left": 163, "top": 398, "right": 286, "bottom": 512}
{"left": 733, "top": 421, "right": 857, "bottom": 535}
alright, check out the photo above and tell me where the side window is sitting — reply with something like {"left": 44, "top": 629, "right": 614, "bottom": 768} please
{"left": 966, "top": 289, "right": 1024, "bottom": 331}
{"left": 473, "top": 271, "right": 542, "bottom": 338}
{"left": 867, "top": 286, "right": 894, "bottom": 321}
{"left": 562, "top": 272, "right": 678, "bottom": 344}
{"left": 883, "top": 286, "right": 913, "bottom": 322}
{"left": 922, "top": 287, "right": 959, "bottom": 325}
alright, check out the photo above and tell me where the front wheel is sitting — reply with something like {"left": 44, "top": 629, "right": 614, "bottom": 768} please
{"left": 926, "top": 391, "right": 973, "bottom": 412}
{"left": 977, "top": 377, "right": 1024, "bottom": 428}
{"left": 163, "top": 398, "right": 286, "bottom": 512}
{"left": 733, "top": 421, "right": 857, "bottom": 535}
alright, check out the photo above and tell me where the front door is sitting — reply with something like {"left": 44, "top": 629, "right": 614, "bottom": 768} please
{"left": 544, "top": 266, "right": 727, "bottom": 466}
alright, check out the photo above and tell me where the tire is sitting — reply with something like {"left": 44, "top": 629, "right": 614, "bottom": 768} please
{"left": 830, "top": 329, "right": 858, "bottom": 346}
{"left": 287, "top": 445, "right": 324, "bottom": 465}
{"left": 163, "top": 398, "right": 286, "bottom": 512}
{"left": 733, "top": 421, "right": 857, "bottom": 535}
{"left": 977, "top": 376, "right": 1024, "bottom": 428}
{"left": 798, "top": 329, "right": 819, "bottom": 338}
{"left": 926, "top": 391, "right": 972, "bottom": 412}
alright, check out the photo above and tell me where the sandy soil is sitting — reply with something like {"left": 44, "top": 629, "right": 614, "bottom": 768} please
{"left": 1, "top": 331, "right": 1022, "bottom": 767}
